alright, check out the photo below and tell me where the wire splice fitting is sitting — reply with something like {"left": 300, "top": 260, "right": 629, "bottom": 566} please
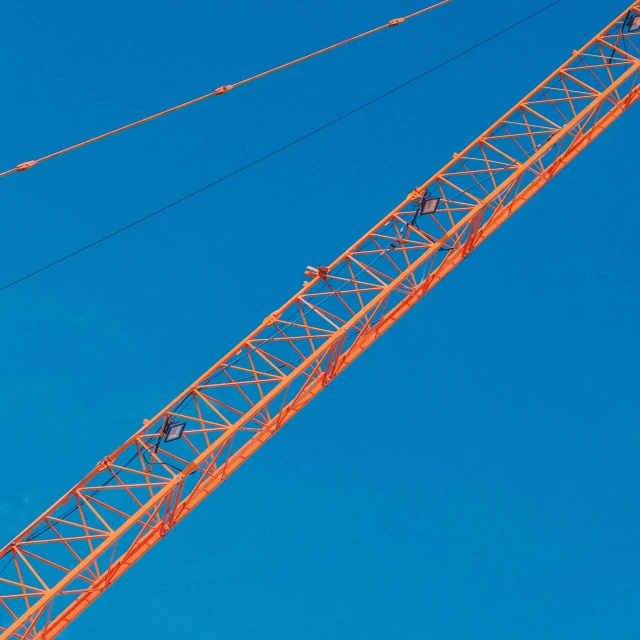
{"left": 0, "top": 3, "right": 453, "bottom": 182}
{"left": 16, "top": 160, "right": 36, "bottom": 172}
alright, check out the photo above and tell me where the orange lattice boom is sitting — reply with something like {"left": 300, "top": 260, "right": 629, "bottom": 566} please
{"left": 2, "top": 3, "right": 639, "bottom": 639}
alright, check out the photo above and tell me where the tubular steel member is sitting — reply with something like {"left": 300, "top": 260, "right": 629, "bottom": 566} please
{"left": 0, "top": 1, "right": 452, "bottom": 180}
{"left": 2, "top": 3, "right": 640, "bottom": 638}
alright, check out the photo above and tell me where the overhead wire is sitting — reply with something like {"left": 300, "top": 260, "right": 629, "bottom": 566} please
{"left": 0, "top": 1, "right": 452, "bottom": 180}
{"left": 0, "top": 0, "right": 563, "bottom": 295}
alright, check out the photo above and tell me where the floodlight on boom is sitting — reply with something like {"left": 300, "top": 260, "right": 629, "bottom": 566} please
{"left": 164, "top": 419, "right": 186, "bottom": 443}
{"left": 417, "top": 194, "right": 440, "bottom": 216}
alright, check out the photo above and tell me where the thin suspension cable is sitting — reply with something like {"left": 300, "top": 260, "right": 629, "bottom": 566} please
{"left": 0, "top": 1, "right": 452, "bottom": 180}
{"left": 0, "top": 0, "right": 563, "bottom": 296}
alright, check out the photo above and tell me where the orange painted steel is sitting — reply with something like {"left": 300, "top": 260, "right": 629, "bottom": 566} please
{"left": 2, "top": 3, "right": 640, "bottom": 639}
{"left": 0, "top": 1, "right": 452, "bottom": 180}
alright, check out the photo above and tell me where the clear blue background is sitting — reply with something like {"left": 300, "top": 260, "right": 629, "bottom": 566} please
{"left": 1, "top": 0, "right": 638, "bottom": 638}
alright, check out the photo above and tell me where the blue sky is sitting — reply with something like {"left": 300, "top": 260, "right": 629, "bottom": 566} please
{"left": 1, "top": 0, "right": 639, "bottom": 638}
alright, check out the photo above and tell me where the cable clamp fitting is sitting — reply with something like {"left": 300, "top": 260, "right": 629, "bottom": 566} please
{"left": 305, "top": 265, "right": 330, "bottom": 279}
{"left": 214, "top": 85, "right": 233, "bottom": 96}
{"left": 388, "top": 17, "right": 405, "bottom": 27}
{"left": 16, "top": 160, "right": 36, "bottom": 172}
{"left": 408, "top": 187, "right": 422, "bottom": 201}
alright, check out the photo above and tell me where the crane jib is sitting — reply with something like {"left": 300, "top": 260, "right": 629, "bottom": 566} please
{"left": 1, "top": 3, "right": 639, "bottom": 639}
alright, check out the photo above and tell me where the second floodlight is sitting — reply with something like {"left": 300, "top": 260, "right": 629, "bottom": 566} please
{"left": 164, "top": 419, "right": 186, "bottom": 443}
{"left": 418, "top": 196, "right": 440, "bottom": 216}
{"left": 629, "top": 14, "right": 640, "bottom": 32}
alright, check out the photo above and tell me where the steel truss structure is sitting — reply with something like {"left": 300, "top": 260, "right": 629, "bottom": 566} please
{"left": 2, "top": 3, "right": 639, "bottom": 638}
